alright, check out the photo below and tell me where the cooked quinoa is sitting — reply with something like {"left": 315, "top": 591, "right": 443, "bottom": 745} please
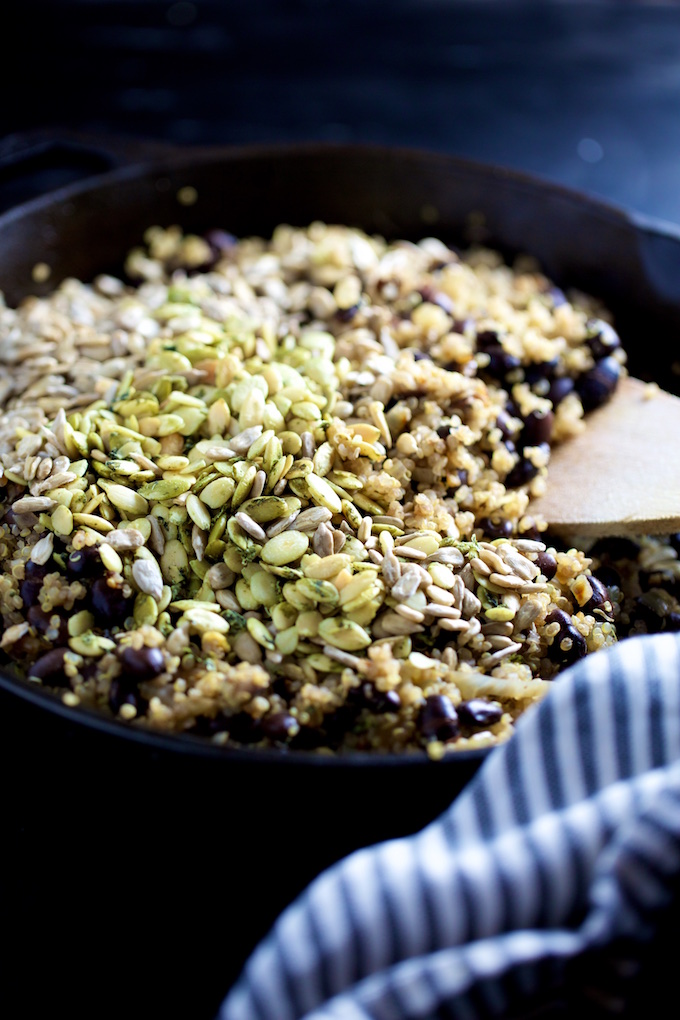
{"left": 0, "top": 221, "right": 676, "bottom": 758}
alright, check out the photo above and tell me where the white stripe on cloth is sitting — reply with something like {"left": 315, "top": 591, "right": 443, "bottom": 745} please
{"left": 219, "top": 634, "right": 680, "bottom": 1020}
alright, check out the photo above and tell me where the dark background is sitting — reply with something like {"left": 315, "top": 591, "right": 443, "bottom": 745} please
{"left": 2, "top": 3, "right": 680, "bottom": 1019}
{"left": 3, "top": 0, "right": 680, "bottom": 225}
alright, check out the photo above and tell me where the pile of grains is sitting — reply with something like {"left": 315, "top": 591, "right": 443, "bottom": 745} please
{"left": 0, "top": 221, "right": 677, "bottom": 759}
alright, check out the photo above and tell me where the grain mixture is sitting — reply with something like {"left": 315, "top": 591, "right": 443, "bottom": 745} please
{"left": 0, "top": 222, "right": 677, "bottom": 758}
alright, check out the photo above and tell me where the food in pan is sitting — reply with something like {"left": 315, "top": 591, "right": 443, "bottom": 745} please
{"left": 0, "top": 222, "right": 677, "bottom": 757}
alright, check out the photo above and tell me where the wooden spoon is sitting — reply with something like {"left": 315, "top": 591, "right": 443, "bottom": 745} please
{"left": 528, "top": 375, "right": 680, "bottom": 537}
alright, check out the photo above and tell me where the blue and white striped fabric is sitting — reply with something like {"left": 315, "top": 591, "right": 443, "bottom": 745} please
{"left": 220, "top": 633, "right": 680, "bottom": 1020}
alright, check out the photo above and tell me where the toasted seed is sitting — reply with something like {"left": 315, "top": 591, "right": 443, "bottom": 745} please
{"left": 229, "top": 426, "right": 263, "bottom": 453}
{"left": 391, "top": 570, "right": 421, "bottom": 600}
{"left": 132, "top": 558, "right": 164, "bottom": 600}
{"left": 186, "top": 493, "right": 212, "bottom": 531}
{"left": 201, "top": 477, "right": 235, "bottom": 509}
{"left": 395, "top": 546, "right": 428, "bottom": 560}
{"left": 322, "top": 644, "right": 362, "bottom": 667}
{"left": 424, "top": 603, "right": 462, "bottom": 619}
{"left": 341, "top": 499, "right": 362, "bottom": 530}
{"left": 318, "top": 617, "right": 372, "bottom": 650}
{"left": 306, "top": 473, "right": 342, "bottom": 513}
{"left": 99, "top": 543, "right": 123, "bottom": 573}
{"left": 478, "top": 545, "right": 513, "bottom": 575}
{"left": 160, "top": 539, "right": 189, "bottom": 585}
{"left": 275, "top": 627, "right": 299, "bottom": 655}
{"left": 437, "top": 617, "right": 471, "bottom": 631}
{"left": 134, "top": 593, "right": 159, "bottom": 627}
{"left": 241, "top": 495, "right": 290, "bottom": 523}
{"left": 69, "top": 632, "right": 116, "bottom": 657}
{"left": 71, "top": 513, "right": 114, "bottom": 533}
{"left": 51, "top": 504, "right": 74, "bottom": 536}
{"left": 261, "top": 530, "right": 310, "bottom": 565}
{"left": 266, "top": 512, "right": 299, "bottom": 538}
{"left": 338, "top": 571, "right": 378, "bottom": 606}
{"left": 296, "top": 577, "right": 340, "bottom": 605}
{"left": 234, "top": 512, "right": 267, "bottom": 542}
{"left": 182, "top": 607, "right": 230, "bottom": 634}
{"left": 30, "top": 533, "right": 54, "bottom": 565}
{"left": 393, "top": 602, "right": 426, "bottom": 624}
{"left": 303, "top": 553, "right": 352, "bottom": 579}
{"left": 312, "top": 522, "right": 335, "bottom": 557}
{"left": 101, "top": 483, "right": 149, "bottom": 516}
{"left": 424, "top": 584, "right": 455, "bottom": 606}
{"left": 169, "top": 600, "right": 224, "bottom": 613}
{"left": 294, "top": 506, "right": 334, "bottom": 531}
{"left": 426, "top": 548, "right": 465, "bottom": 567}
{"left": 13, "top": 496, "right": 58, "bottom": 513}
{"left": 106, "top": 527, "right": 146, "bottom": 551}
{"left": 68, "top": 609, "right": 95, "bottom": 637}
{"left": 482, "top": 642, "right": 522, "bottom": 666}
{"left": 0, "top": 622, "right": 30, "bottom": 649}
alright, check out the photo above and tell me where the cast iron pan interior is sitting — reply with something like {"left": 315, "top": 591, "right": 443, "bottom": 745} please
{"left": 2, "top": 141, "right": 680, "bottom": 1020}
{"left": 2, "top": 141, "right": 680, "bottom": 762}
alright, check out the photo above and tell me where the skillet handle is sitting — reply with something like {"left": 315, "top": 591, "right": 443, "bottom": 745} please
{"left": 0, "top": 128, "right": 180, "bottom": 214}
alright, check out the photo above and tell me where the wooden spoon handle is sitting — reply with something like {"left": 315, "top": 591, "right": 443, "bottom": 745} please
{"left": 529, "top": 376, "right": 680, "bottom": 537}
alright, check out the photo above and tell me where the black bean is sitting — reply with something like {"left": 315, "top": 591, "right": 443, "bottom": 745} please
{"left": 108, "top": 677, "right": 148, "bottom": 717}
{"left": 535, "top": 550, "right": 558, "bottom": 580}
{"left": 204, "top": 229, "right": 237, "bottom": 256}
{"left": 593, "top": 565, "right": 621, "bottom": 589}
{"left": 91, "top": 578, "right": 133, "bottom": 627}
{"left": 358, "top": 683, "right": 401, "bottom": 714}
{"left": 630, "top": 597, "right": 665, "bottom": 634}
{"left": 505, "top": 455, "right": 541, "bottom": 489}
{"left": 521, "top": 409, "right": 554, "bottom": 447}
{"left": 224, "top": 712, "right": 263, "bottom": 744}
{"left": 413, "top": 350, "right": 432, "bottom": 361}
{"left": 261, "top": 711, "right": 299, "bottom": 742}
{"left": 290, "top": 725, "right": 325, "bottom": 750}
{"left": 336, "top": 304, "right": 360, "bottom": 323}
{"left": 119, "top": 645, "right": 165, "bottom": 682}
{"left": 581, "top": 576, "right": 611, "bottom": 615}
{"left": 547, "top": 375, "right": 575, "bottom": 407}
{"left": 524, "top": 357, "right": 559, "bottom": 386}
{"left": 437, "top": 424, "right": 451, "bottom": 438}
{"left": 548, "top": 286, "right": 567, "bottom": 307}
{"left": 639, "top": 572, "right": 680, "bottom": 603}
{"left": 477, "top": 515, "right": 513, "bottom": 540}
{"left": 669, "top": 534, "right": 680, "bottom": 556}
{"left": 585, "top": 319, "right": 621, "bottom": 361}
{"left": 452, "top": 317, "right": 473, "bottom": 335}
{"left": 190, "top": 713, "right": 230, "bottom": 737}
{"left": 458, "top": 699, "right": 503, "bottom": 728}
{"left": 546, "top": 609, "right": 587, "bottom": 665}
{"left": 664, "top": 613, "right": 680, "bottom": 632}
{"left": 66, "top": 547, "right": 102, "bottom": 579}
{"left": 576, "top": 355, "right": 620, "bottom": 412}
{"left": 27, "top": 647, "right": 69, "bottom": 686}
{"left": 419, "top": 285, "right": 454, "bottom": 313}
{"left": 495, "top": 409, "right": 519, "bottom": 441}
{"left": 475, "top": 329, "right": 500, "bottom": 350}
{"left": 419, "top": 694, "right": 459, "bottom": 741}
{"left": 20, "top": 562, "right": 48, "bottom": 609}
{"left": 589, "top": 536, "right": 640, "bottom": 562}
{"left": 483, "top": 345, "right": 522, "bottom": 381}
{"left": 27, "top": 604, "right": 69, "bottom": 644}
{"left": 519, "top": 523, "right": 544, "bottom": 542}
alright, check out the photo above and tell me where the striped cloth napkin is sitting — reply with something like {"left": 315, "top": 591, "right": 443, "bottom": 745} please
{"left": 219, "top": 633, "right": 680, "bottom": 1020}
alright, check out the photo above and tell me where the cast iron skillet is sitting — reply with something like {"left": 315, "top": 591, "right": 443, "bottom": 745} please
{"left": 2, "top": 133, "right": 680, "bottom": 1020}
